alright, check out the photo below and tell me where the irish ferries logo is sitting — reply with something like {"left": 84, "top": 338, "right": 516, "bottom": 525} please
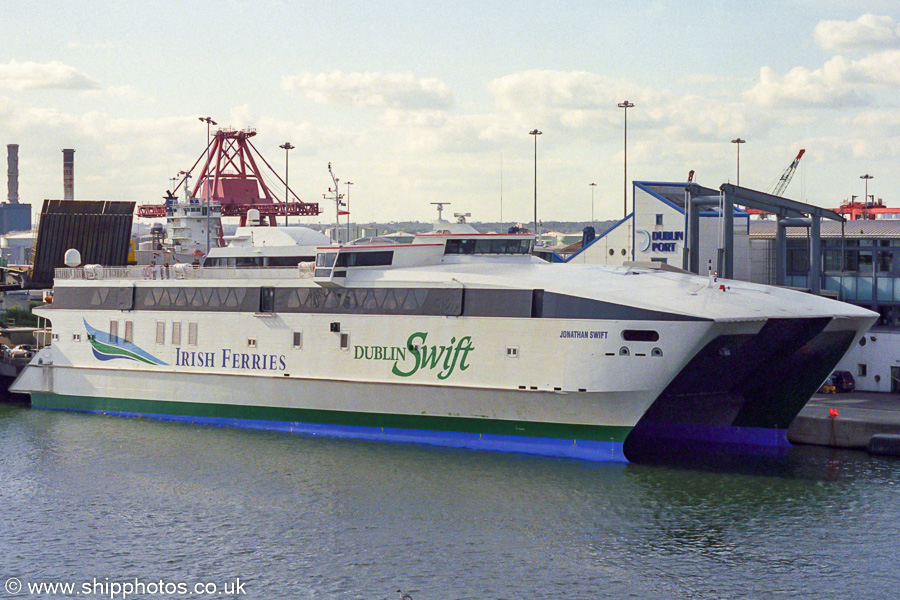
{"left": 353, "top": 331, "right": 474, "bottom": 380}
{"left": 84, "top": 319, "right": 167, "bottom": 366}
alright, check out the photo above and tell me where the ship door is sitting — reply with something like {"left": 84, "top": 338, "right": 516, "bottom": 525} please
{"left": 260, "top": 287, "right": 275, "bottom": 313}
{"left": 891, "top": 366, "right": 900, "bottom": 393}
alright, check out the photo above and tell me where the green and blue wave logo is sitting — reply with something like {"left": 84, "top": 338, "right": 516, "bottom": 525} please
{"left": 84, "top": 319, "right": 167, "bottom": 366}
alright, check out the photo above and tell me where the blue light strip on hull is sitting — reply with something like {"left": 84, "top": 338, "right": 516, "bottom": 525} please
{"left": 38, "top": 405, "right": 629, "bottom": 463}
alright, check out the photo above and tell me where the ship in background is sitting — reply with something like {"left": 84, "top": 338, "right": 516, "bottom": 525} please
{"left": 133, "top": 127, "right": 321, "bottom": 263}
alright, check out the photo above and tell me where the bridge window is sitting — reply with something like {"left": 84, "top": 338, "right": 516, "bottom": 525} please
{"left": 316, "top": 253, "right": 337, "bottom": 268}
{"left": 444, "top": 238, "right": 533, "bottom": 255}
{"left": 335, "top": 250, "right": 394, "bottom": 267}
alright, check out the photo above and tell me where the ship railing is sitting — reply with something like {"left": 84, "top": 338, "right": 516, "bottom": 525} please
{"left": 55, "top": 265, "right": 316, "bottom": 281}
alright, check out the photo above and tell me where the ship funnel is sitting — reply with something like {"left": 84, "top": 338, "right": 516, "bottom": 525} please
{"left": 7, "top": 144, "right": 19, "bottom": 204}
{"left": 63, "top": 148, "right": 75, "bottom": 200}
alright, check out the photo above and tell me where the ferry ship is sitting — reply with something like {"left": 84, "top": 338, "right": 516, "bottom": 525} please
{"left": 12, "top": 213, "right": 877, "bottom": 462}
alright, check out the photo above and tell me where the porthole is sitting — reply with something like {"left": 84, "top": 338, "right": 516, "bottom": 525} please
{"left": 609, "top": 249, "right": 615, "bottom": 256}
{"left": 621, "top": 249, "right": 627, "bottom": 256}
{"left": 651, "top": 347, "right": 663, "bottom": 357}
{"left": 619, "top": 346, "right": 630, "bottom": 356}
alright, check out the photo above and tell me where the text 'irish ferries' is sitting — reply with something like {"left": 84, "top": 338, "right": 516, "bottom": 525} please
{"left": 354, "top": 332, "right": 474, "bottom": 380}
{"left": 175, "top": 348, "right": 286, "bottom": 371}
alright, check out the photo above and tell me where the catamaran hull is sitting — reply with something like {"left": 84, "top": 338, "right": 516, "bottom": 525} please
{"left": 20, "top": 366, "right": 647, "bottom": 462}
{"left": 13, "top": 311, "right": 870, "bottom": 463}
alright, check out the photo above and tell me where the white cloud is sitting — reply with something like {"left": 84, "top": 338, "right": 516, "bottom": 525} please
{"left": 814, "top": 14, "right": 900, "bottom": 52}
{"left": 855, "top": 49, "right": 900, "bottom": 84}
{"left": 0, "top": 60, "right": 98, "bottom": 91}
{"left": 82, "top": 85, "right": 143, "bottom": 101}
{"left": 745, "top": 62, "right": 863, "bottom": 108}
{"left": 745, "top": 49, "right": 900, "bottom": 108}
{"left": 486, "top": 70, "right": 760, "bottom": 142}
{"left": 281, "top": 71, "right": 453, "bottom": 110}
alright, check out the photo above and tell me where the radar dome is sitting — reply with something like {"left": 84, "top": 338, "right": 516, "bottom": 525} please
{"left": 64, "top": 248, "right": 82, "bottom": 267}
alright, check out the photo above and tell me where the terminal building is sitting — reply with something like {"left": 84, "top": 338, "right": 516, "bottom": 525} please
{"left": 560, "top": 180, "right": 900, "bottom": 393}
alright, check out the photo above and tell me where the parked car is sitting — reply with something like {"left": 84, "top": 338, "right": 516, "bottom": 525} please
{"left": 829, "top": 370, "right": 856, "bottom": 393}
{"left": 9, "top": 344, "right": 35, "bottom": 359}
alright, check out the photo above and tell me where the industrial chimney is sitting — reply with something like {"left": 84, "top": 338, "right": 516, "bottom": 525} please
{"left": 63, "top": 148, "right": 75, "bottom": 200}
{"left": 7, "top": 144, "right": 18, "bottom": 204}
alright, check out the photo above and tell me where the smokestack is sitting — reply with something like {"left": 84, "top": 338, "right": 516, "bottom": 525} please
{"left": 7, "top": 144, "right": 18, "bottom": 204}
{"left": 62, "top": 148, "right": 75, "bottom": 200}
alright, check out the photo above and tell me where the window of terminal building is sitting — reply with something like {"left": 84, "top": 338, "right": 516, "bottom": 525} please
{"left": 789, "top": 248, "right": 809, "bottom": 272}
{"left": 655, "top": 214, "right": 663, "bottom": 226}
{"left": 858, "top": 250, "right": 874, "bottom": 269}
{"left": 858, "top": 364, "right": 867, "bottom": 377}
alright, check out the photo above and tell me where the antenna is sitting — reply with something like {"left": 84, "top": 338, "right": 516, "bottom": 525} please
{"left": 431, "top": 202, "right": 450, "bottom": 221}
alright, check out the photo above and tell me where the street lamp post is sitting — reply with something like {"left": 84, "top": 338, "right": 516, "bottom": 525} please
{"left": 589, "top": 182, "right": 597, "bottom": 223}
{"left": 529, "top": 129, "right": 542, "bottom": 239}
{"left": 345, "top": 181, "right": 353, "bottom": 242}
{"left": 199, "top": 116, "right": 217, "bottom": 253}
{"left": 731, "top": 138, "right": 745, "bottom": 186}
{"left": 861, "top": 173, "right": 874, "bottom": 219}
{"left": 279, "top": 142, "right": 295, "bottom": 227}
{"left": 617, "top": 101, "right": 634, "bottom": 219}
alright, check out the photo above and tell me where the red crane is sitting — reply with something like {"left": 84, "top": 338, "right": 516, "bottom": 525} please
{"left": 137, "top": 128, "right": 319, "bottom": 225}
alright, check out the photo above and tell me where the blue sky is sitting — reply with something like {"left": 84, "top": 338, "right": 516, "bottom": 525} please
{"left": 2, "top": 1, "right": 900, "bottom": 226}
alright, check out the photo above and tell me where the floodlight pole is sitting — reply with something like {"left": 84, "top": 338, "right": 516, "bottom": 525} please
{"left": 280, "top": 142, "right": 295, "bottom": 227}
{"left": 199, "top": 116, "right": 217, "bottom": 253}
{"left": 731, "top": 138, "right": 745, "bottom": 186}
{"left": 529, "top": 129, "right": 542, "bottom": 239}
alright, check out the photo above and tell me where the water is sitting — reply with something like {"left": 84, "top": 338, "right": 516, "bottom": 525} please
{"left": 2, "top": 403, "right": 900, "bottom": 600}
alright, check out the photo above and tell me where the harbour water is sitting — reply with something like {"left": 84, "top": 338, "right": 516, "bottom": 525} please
{"left": 2, "top": 403, "right": 900, "bottom": 599}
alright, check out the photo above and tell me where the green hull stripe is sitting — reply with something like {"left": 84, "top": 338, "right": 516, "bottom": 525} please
{"left": 31, "top": 393, "right": 631, "bottom": 443}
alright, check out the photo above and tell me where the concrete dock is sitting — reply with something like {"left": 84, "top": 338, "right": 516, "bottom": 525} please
{"left": 788, "top": 391, "right": 900, "bottom": 450}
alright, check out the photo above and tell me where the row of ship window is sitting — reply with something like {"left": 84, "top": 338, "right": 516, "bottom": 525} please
{"left": 56, "top": 320, "right": 304, "bottom": 350}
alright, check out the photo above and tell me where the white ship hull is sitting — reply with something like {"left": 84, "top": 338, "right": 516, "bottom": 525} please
{"left": 13, "top": 234, "right": 878, "bottom": 463}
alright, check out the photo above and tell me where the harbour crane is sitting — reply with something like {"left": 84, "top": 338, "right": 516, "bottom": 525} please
{"left": 771, "top": 149, "right": 805, "bottom": 197}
